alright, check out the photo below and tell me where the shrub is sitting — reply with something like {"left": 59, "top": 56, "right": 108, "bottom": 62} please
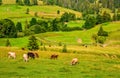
{"left": 62, "top": 44, "right": 67, "bottom": 53}
{"left": 97, "top": 36, "right": 106, "bottom": 44}
{"left": 26, "top": 8, "right": 29, "bottom": 14}
{"left": 58, "top": 42, "right": 62, "bottom": 46}
{"left": 6, "top": 39, "right": 11, "bottom": 47}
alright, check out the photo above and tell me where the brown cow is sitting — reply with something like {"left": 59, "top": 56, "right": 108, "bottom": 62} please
{"left": 27, "top": 52, "right": 39, "bottom": 59}
{"left": 50, "top": 54, "right": 58, "bottom": 59}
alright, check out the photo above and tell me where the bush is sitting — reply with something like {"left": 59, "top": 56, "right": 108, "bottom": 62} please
{"left": 6, "top": 39, "right": 11, "bottom": 47}
{"left": 23, "top": 29, "right": 34, "bottom": 36}
{"left": 26, "top": 8, "right": 29, "bottom": 14}
{"left": 97, "top": 36, "right": 106, "bottom": 44}
{"left": 62, "top": 44, "right": 67, "bottom": 53}
{"left": 58, "top": 42, "right": 62, "bottom": 46}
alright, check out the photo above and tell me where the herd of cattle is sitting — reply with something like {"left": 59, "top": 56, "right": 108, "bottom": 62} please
{"left": 8, "top": 52, "right": 79, "bottom": 65}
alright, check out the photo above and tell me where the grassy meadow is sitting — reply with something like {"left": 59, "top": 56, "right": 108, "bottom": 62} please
{"left": 0, "top": 3, "right": 120, "bottom": 78}
{"left": 0, "top": 45, "right": 120, "bottom": 78}
{"left": 0, "top": 4, "right": 81, "bottom": 20}
{"left": 0, "top": 21, "right": 120, "bottom": 78}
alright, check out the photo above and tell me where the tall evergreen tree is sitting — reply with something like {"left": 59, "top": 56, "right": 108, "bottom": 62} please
{"left": 26, "top": 8, "right": 30, "bottom": 14}
{"left": 27, "top": 35, "right": 39, "bottom": 51}
{"left": 16, "top": 21, "right": 22, "bottom": 32}
{"left": 30, "top": 18, "right": 37, "bottom": 26}
{"left": 97, "top": 26, "right": 108, "bottom": 36}
{"left": 50, "top": 18, "right": 60, "bottom": 31}
{"left": 6, "top": 39, "right": 11, "bottom": 47}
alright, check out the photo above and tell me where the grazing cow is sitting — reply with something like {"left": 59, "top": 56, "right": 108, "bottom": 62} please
{"left": 50, "top": 54, "right": 58, "bottom": 59}
{"left": 8, "top": 52, "right": 16, "bottom": 59}
{"left": 23, "top": 53, "right": 28, "bottom": 62}
{"left": 27, "top": 52, "right": 39, "bottom": 59}
{"left": 27, "top": 52, "right": 35, "bottom": 59}
{"left": 71, "top": 58, "right": 78, "bottom": 65}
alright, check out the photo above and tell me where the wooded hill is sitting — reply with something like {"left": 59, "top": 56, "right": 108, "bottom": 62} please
{"left": 43, "top": 0, "right": 120, "bottom": 13}
{"left": 1, "top": 0, "right": 120, "bottom": 11}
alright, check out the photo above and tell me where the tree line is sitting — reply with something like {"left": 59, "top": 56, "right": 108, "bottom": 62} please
{"left": 16, "top": 0, "right": 38, "bottom": 5}
{"left": 43, "top": 0, "right": 120, "bottom": 14}
{"left": 83, "top": 11, "right": 120, "bottom": 29}
{"left": 0, "top": 0, "right": 38, "bottom": 5}
{"left": 0, "top": 12, "right": 82, "bottom": 38}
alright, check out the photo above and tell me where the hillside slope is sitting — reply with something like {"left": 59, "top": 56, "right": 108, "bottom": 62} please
{"left": 0, "top": 5, "right": 82, "bottom": 19}
{"left": 0, "top": 21, "right": 120, "bottom": 47}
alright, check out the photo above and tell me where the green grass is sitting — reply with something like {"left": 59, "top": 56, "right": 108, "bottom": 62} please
{"left": 0, "top": 37, "right": 29, "bottom": 47}
{"left": 40, "top": 21, "right": 120, "bottom": 45}
{"left": 67, "top": 20, "right": 85, "bottom": 27}
{"left": 0, "top": 4, "right": 81, "bottom": 19}
{"left": 0, "top": 21, "right": 120, "bottom": 47}
{"left": 0, "top": 46, "right": 120, "bottom": 78}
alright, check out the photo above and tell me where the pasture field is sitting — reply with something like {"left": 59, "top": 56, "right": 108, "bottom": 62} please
{"left": 67, "top": 20, "right": 85, "bottom": 27}
{"left": 0, "top": 45, "right": 120, "bottom": 78}
{"left": 0, "top": 4, "right": 81, "bottom": 19}
{"left": 37, "top": 21, "right": 120, "bottom": 45}
{"left": 0, "top": 21, "right": 120, "bottom": 47}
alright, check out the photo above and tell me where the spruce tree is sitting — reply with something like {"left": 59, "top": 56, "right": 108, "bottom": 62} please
{"left": 30, "top": 18, "right": 37, "bottom": 26}
{"left": 27, "top": 35, "right": 39, "bottom": 51}
{"left": 6, "top": 39, "right": 11, "bottom": 47}
{"left": 26, "top": 8, "right": 29, "bottom": 14}
{"left": 97, "top": 26, "right": 108, "bottom": 36}
{"left": 16, "top": 21, "right": 22, "bottom": 32}
{"left": 62, "top": 44, "right": 67, "bottom": 53}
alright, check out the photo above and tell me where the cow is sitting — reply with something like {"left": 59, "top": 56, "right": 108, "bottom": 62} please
{"left": 23, "top": 53, "right": 29, "bottom": 62}
{"left": 50, "top": 54, "right": 58, "bottom": 59}
{"left": 27, "top": 52, "right": 39, "bottom": 59}
{"left": 71, "top": 58, "right": 78, "bottom": 65}
{"left": 8, "top": 52, "right": 16, "bottom": 59}
{"left": 27, "top": 52, "right": 35, "bottom": 59}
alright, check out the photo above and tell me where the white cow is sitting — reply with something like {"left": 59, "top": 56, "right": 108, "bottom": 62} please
{"left": 8, "top": 52, "right": 16, "bottom": 59}
{"left": 71, "top": 58, "right": 78, "bottom": 65}
{"left": 23, "top": 53, "right": 29, "bottom": 62}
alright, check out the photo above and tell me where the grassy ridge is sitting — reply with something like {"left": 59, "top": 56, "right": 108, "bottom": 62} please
{"left": 0, "top": 5, "right": 82, "bottom": 19}
{"left": 0, "top": 21, "right": 120, "bottom": 47}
